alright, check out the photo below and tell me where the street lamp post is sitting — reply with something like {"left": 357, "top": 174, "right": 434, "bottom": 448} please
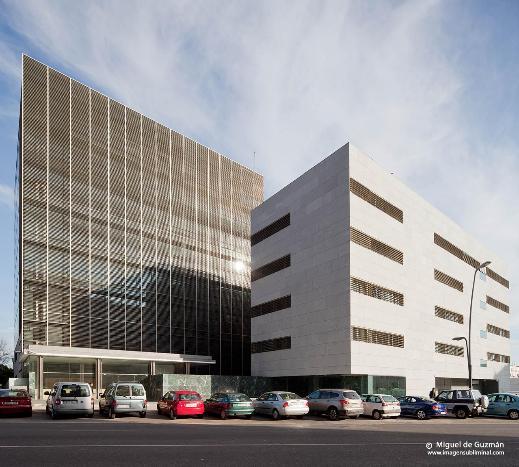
{"left": 455, "top": 260, "right": 491, "bottom": 390}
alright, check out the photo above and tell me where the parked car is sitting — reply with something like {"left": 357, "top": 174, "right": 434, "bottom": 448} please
{"left": 204, "top": 392, "right": 254, "bottom": 419}
{"left": 45, "top": 382, "right": 94, "bottom": 419}
{"left": 398, "top": 396, "right": 447, "bottom": 420}
{"left": 99, "top": 382, "right": 147, "bottom": 419}
{"left": 253, "top": 391, "right": 309, "bottom": 420}
{"left": 307, "top": 389, "right": 363, "bottom": 421}
{"left": 361, "top": 394, "right": 401, "bottom": 419}
{"left": 485, "top": 393, "right": 519, "bottom": 420}
{"left": 0, "top": 389, "right": 32, "bottom": 417}
{"left": 157, "top": 390, "right": 204, "bottom": 419}
{"left": 435, "top": 389, "right": 489, "bottom": 419}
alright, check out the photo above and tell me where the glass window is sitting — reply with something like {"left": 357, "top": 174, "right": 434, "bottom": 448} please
{"left": 227, "top": 393, "right": 250, "bottom": 402}
{"left": 480, "top": 271, "right": 486, "bottom": 281}
{"left": 480, "top": 330, "right": 487, "bottom": 339}
{"left": 267, "top": 393, "right": 278, "bottom": 401}
{"left": 480, "top": 300, "right": 487, "bottom": 310}
{"left": 381, "top": 395, "right": 398, "bottom": 402}
{"left": 279, "top": 392, "right": 302, "bottom": 400}
{"left": 487, "top": 395, "right": 497, "bottom": 402}
{"left": 373, "top": 396, "right": 381, "bottom": 403}
{"left": 257, "top": 393, "right": 268, "bottom": 401}
{"left": 131, "top": 385, "right": 145, "bottom": 397}
{"left": 179, "top": 393, "right": 202, "bottom": 401}
{"left": 343, "top": 391, "right": 360, "bottom": 400}
{"left": 216, "top": 395, "right": 227, "bottom": 403}
{"left": 457, "top": 390, "right": 471, "bottom": 399}
{"left": 437, "top": 391, "right": 453, "bottom": 401}
{"left": 480, "top": 359, "right": 487, "bottom": 367}
{"left": 60, "top": 384, "right": 91, "bottom": 397}
{"left": 307, "top": 391, "right": 320, "bottom": 400}
{"left": 115, "top": 385, "right": 130, "bottom": 397}
{"left": 319, "top": 391, "right": 331, "bottom": 399}
{"left": 0, "top": 389, "right": 28, "bottom": 398}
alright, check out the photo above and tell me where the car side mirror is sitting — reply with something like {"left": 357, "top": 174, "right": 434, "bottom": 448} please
{"left": 44, "top": 391, "right": 50, "bottom": 396}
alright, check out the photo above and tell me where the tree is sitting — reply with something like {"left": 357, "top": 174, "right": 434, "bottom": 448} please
{"left": 0, "top": 339, "right": 12, "bottom": 367}
{"left": 0, "top": 365, "right": 13, "bottom": 388}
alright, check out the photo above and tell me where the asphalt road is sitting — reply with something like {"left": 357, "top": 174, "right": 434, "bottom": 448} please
{"left": 1, "top": 410, "right": 518, "bottom": 466}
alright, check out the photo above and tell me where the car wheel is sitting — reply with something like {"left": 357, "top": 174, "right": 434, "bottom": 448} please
{"left": 416, "top": 410, "right": 427, "bottom": 420}
{"left": 372, "top": 410, "right": 382, "bottom": 420}
{"left": 108, "top": 408, "right": 116, "bottom": 420}
{"left": 328, "top": 407, "right": 339, "bottom": 421}
{"left": 220, "top": 409, "right": 227, "bottom": 420}
{"left": 169, "top": 409, "right": 176, "bottom": 420}
{"left": 272, "top": 409, "right": 280, "bottom": 420}
{"left": 348, "top": 415, "right": 359, "bottom": 419}
{"left": 139, "top": 411, "right": 146, "bottom": 418}
{"left": 508, "top": 409, "right": 519, "bottom": 420}
{"left": 455, "top": 408, "right": 468, "bottom": 419}
{"left": 87, "top": 412, "right": 94, "bottom": 418}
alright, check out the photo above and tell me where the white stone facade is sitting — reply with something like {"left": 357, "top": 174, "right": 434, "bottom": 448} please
{"left": 251, "top": 143, "right": 511, "bottom": 395}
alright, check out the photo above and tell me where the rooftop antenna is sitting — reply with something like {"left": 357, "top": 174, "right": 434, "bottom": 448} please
{"left": 253, "top": 151, "right": 256, "bottom": 171}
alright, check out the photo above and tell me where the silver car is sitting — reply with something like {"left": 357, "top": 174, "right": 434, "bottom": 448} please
{"left": 361, "top": 394, "right": 401, "bottom": 419}
{"left": 99, "top": 382, "right": 147, "bottom": 419}
{"left": 45, "top": 382, "right": 94, "bottom": 419}
{"left": 253, "top": 391, "right": 309, "bottom": 420}
{"left": 307, "top": 388, "right": 364, "bottom": 420}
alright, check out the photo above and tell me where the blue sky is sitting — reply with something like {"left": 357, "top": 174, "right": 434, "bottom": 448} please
{"left": 0, "top": 0, "right": 518, "bottom": 362}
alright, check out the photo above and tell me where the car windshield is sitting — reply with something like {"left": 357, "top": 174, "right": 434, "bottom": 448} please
{"left": 280, "top": 392, "right": 301, "bottom": 400}
{"left": 60, "top": 384, "right": 90, "bottom": 397}
{"left": 227, "top": 393, "right": 250, "bottom": 402}
{"left": 343, "top": 391, "right": 360, "bottom": 400}
{"left": 382, "top": 395, "right": 398, "bottom": 402}
{"left": 0, "top": 389, "right": 28, "bottom": 398}
{"left": 179, "top": 393, "right": 201, "bottom": 401}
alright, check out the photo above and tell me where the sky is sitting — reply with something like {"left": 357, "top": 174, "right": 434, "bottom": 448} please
{"left": 0, "top": 0, "right": 518, "bottom": 363}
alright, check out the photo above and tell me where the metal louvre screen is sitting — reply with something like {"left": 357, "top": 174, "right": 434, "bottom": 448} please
{"left": 349, "top": 178, "right": 403, "bottom": 223}
{"left": 487, "top": 352, "right": 510, "bottom": 363}
{"left": 350, "top": 277, "right": 404, "bottom": 306}
{"left": 18, "top": 56, "right": 263, "bottom": 376}
{"left": 251, "top": 255, "right": 290, "bottom": 282}
{"left": 435, "top": 342, "right": 464, "bottom": 357}
{"left": 434, "top": 305, "right": 463, "bottom": 324}
{"left": 251, "top": 213, "right": 290, "bottom": 246}
{"left": 486, "top": 295, "right": 509, "bottom": 314}
{"left": 434, "top": 269, "right": 463, "bottom": 292}
{"left": 251, "top": 295, "right": 291, "bottom": 318}
{"left": 351, "top": 326, "right": 404, "bottom": 348}
{"left": 486, "top": 323, "right": 510, "bottom": 339}
{"left": 486, "top": 268, "right": 509, "bottom": 289}
{"left": 251, "top": 336, "right": 291, "bottom": 354}
{"left": 350, "top": 227, "right": 403, "bottom": 264}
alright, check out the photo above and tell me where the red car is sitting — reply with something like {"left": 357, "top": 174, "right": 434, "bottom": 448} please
{"left": 0, "top": 389, "right": 32, "bottom": 417}
{"left": 157, "top": 390, "right": 204, "bottom": 419}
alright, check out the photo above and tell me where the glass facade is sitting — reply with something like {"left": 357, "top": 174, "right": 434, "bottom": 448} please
{"left": 17, "top": 55, "right": 263, "bottom": 375}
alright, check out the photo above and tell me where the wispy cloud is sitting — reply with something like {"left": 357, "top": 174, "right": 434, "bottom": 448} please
{"left": 0, "top": 184, "right": 15, "bottom": 209}
{"left": 0, "top": 0, "right": 518, "bottom": 354}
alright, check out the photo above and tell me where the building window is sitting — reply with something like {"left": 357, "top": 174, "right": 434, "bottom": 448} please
{"left": 480, "top": 359, "right": 487, "bottom": 368}
{"left": 349, "top": 178, "right": 403, "bottom": 223}
{"left": 251, "top": 295, "right": 291, "bottom": 318}
{"left": 435, "top": 305, "right": 463, "bottom": 324}
{"left": 350, "top": 227, "right": 404, "bottom": 264}
{"left": 251, "top": 336, "right": 291, "bottom": 354}
{"left": 480, "top": 271, "right": 486, "bottom": 281}
{"left": 434, "top": 269, "right": 463, "bottom": 292}
{"left": 251, "top": 214, "right": 290, "bottom": 246}
{"left": 486, "top": 268, "right": 509, "bottom": 289}
{"left": 487, "top": 352, "right": 510, "bottom": 364}
{"left": 480, "top": 330, "right": 487, "bottom": 339}
{"left": 351, "top": 326, "right": 404, "bottom": 348}
{"left": 480, "top": 300, "right": 487, "bottom": 310}
{"left": 487, "top": 323, "right": 510, "bottom": 339}
{"left": 435, "top": 342, "right": 464, "bottom": 357}
{"left": 486, "top": 295, "right": 509, "bottom": 314}
{"left": 350, "top": 277, "right": 404, "bottom": 306}
{"left": 251, "top": 255, "right": 291, "bottom": 282}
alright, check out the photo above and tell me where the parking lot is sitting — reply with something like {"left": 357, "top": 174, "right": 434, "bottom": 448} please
{"left": 1, "top": 404, "right": 518, "bottom": 466}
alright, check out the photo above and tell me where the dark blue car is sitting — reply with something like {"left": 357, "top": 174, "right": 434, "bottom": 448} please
{"left": 398, "top": 396, "right": 447, "bottom": 420}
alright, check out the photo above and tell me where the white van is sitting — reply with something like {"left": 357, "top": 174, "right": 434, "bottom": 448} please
{"left": 45, "top": 382, "right": 94, "bottom": 419}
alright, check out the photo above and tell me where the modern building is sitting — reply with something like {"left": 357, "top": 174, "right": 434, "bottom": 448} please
{"left": 250, "top": 143, "right": 511, "bottom": 396}
{"left": 15, "top": 55, "right": 263, "bottom": 397}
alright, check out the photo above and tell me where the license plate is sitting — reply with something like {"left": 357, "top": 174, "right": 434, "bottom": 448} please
{"left": 234, "top": 403, "right": 249, "bottom": 407}
{"left": 440, "top": 411, "right": 446, "bottom": 414}
{"left": 4, "top": 402, "right": 18, "bottom": 405}
{"left": 63, "top": 400, "right": 78, "bottom": 404}
{"left": 118, "top": 404, "right": 130, "bottom": 408}
{"left": 185, "top": 403, "right": 197, "bottom": 407}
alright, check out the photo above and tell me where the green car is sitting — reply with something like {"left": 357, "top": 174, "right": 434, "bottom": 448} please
{"left": 486, "top": 393, "right": 519, "bottom": 420}
{"left": 204, "top": 392, "right": 254, "bottom": 419}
